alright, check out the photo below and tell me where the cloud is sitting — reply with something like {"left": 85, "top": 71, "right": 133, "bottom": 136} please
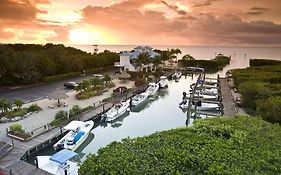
{"left": 249, "top": 7, "right": 269, "bottom": 11}
{"left": 247, "top": 6, "right": 270, "bottom": 16}
{"left": 161, "top": 1, "right": 187, "bottom": 15}
{"left": 193, "top": 0, "right": 221, "bottom": 7}
{"left": 80, "top": 1, "right": 281, "bottom": 45}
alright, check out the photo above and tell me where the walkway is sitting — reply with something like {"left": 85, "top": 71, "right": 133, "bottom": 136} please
{"left": 220, "top": 78, "right": 237, "bottom": 116}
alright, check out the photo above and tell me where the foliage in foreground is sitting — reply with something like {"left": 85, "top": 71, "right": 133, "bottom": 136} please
{"left": 79, "top": 116, "right": 281, "bottom": 175}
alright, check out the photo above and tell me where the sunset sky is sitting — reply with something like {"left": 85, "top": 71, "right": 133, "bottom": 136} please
{"left": 1, "top": 0, "right": 281, "bottom": 46}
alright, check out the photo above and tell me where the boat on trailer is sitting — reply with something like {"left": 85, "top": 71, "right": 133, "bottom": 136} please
{"left": 102, "top": 100, "right": 130, "bottom": 122}
{"left": 53, "top": 120, "right": 94, "bottom": 151}
{"left": 37, "top": 149, "right": 79, "bottom": 175}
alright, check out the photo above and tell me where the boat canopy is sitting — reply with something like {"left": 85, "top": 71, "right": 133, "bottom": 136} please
{"left": 50, "top": 149, "right": 77, "bottom": 164}
{"left": 63, "top": 121, "right": 84, "bottom": 130}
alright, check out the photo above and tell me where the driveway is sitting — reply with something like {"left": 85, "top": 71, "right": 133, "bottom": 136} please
{"left": 0, "top": 71, "right": 119, "bottom": 103}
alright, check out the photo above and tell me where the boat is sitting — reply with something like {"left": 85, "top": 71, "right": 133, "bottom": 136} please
{"left": 102, "top": 100, "right": 130, "bottom": 122}
{"left": 172, "top": 71, "right": 182, "bottom": 79}
{"left": 158, "top": 76, "right": 168, "bottom": 88}
{"left": 179, "top": 100, "right": 220, "bottom": 111}
{"left": 189, "top": 88, "right": 219, "bottom": 96}
{"left": 37, "top": 149, "right": 79, "bottom": 175}
{"left": 131, "top": 92, "right": 149, "bottom": 106}
{"left": 53, "top": 120, "right": 94, "bottom": 151}
{"left": 145, "top": 83, "right": 159, "bottom": 96}
{"left": 184, "top": 93, "right": 219, "bottom": 101}
{"left": 186, "top": 67, "right": 205, "bottom": 72}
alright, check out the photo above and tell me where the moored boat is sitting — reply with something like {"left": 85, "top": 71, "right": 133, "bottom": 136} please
{"left": 172, "top": 71, "right": 182, "bottom": 79}
{"left": 37, "top": 149, "right": 79, "bottom": 175}
{"left": 145, "top": 83, "right": 159, "bottom": 96}
{"left": 53, "top": 120, "right": 94, "bottom": 151}
{"left": 102, "top": 100, "right": 130, "bottom": 122}
{"left": 179, "top": 100, "right": 220, "bottom": 111}
{"left": 158, "top": 76, "right": 168, "bottom": 88}
{"left": 131, "top": 92, "right": 149, "bottom": 106}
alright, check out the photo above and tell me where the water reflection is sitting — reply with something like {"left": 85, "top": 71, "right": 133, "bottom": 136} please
{"left": 32, "top": 76, "right": 197, "bottom": 162}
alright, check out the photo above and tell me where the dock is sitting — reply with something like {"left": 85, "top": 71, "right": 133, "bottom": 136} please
{"left": 219, "top": 78, "right": 237, "bottom": 116}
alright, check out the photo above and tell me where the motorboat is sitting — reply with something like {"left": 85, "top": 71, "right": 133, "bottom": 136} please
{"left": 131, "top": 92, "right": 149, "bottom": 106}
{"left": 102, "top": 100, "right": 130, "bottom": 122}
{"left": 180, "top": 100, "right": 220, "bottom": 111}
{"left": 37, "top": 149, "right": 78, "bottom": 175}
{"left": 186, "top": 67, "right": 205, "bottom": 72}
{"left": 53, "top": 120, "right": 94, "bottom": 151}
{"left": 158, "top": 76, "right": 168, "bottom": 88}
{"left": 189, "top": 88, "right": 219, "bottom": 95}
{"left": 184, "top": 93, "right": 219, "bottom": 101}
{"left": 172, "top": 71, "right": 182, "bottom": 79}
{"left": 145, "top": 83, "right": 159, "bottom": 96}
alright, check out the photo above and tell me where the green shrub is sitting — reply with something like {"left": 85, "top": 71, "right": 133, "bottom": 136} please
{"left": 250, "top": 59, "right": 281, "bottom": 67}
{"left": 257, "top": 96, "right": 281, "bottom": 123}
{"left": 43, "top": 72, "right": 81, "bottom": 82}
{"left": 28, "top": 104, "right": 41, "bottom": 112}
{"left": 12, "top": 108, "right": 28, "bottom": 117}
{"left": 69, "top": 105, "right": 81, "bottom": 117}
{"left": 79, "top": 116, "right": 281, "bottom": 175}
{"left": 9, "top": 123, "right": 23, "bottom": 133}
{"left": 55, "top": 110, "right": 67, "bottom": 120}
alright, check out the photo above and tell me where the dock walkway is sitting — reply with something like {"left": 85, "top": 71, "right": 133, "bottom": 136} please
{"left": 0, "top": 102, "right": 115, "bottom": 175}
{"left": 219, "top": 78, "right": 237, "bottom": 116}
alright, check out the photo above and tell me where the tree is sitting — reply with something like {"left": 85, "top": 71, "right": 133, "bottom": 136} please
{"left": 182, "top": 54, "right": 195, "bottom": 61}
{"left": 14, "top": 99, "right": 23, "bottom": 110}
{"left": 152, "top": 55, "right": 163, "bottom": 69}
{"left": 0, "top": 99, "right": 11, "bottom": 113}
{"left": 133, "top": 52, "right": 151, "bottom": 71}
{"left": 103, "top": 74, "right": 112, "bottom": 84}
{"left": 76, "top": 80, "right": 91, "bottom": 92}
{"left": 90, "top": 77, "right": 103, "bottom": 90}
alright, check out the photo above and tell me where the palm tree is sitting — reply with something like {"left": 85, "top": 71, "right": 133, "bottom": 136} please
{"left": 14, "top": 99, "right": 23, "bottom": 110}
{"left": 133, "top": 52, "right": 151, "bottom": 71}
{"left": 152, "top": 55, "right": 163, "bottom": 70}
{"left": 76, "top": 80, "right": 91, "bottom": 92}
{"left": 103, "top": 74, "right": 112, "bottom": 84}
{"left": 170, "top": 48, "right": 182, "bottom": 62}
{"left": 0, "top": 99, "right": 11, "bottom": 113}
{"left": 90, "top": 77, "right": 103, "bottom": 90}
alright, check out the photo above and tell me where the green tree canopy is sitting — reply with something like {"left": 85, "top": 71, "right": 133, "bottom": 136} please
{"left": 79, "top": 116, "right": 281, "bottom": 175}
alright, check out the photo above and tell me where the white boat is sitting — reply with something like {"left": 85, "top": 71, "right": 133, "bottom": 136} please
{"left": 37, "top": 149, "right": 78, "bottom": 175}
{"left": 184, "top": 93, "right": 218, "bottom": 100}
{"left": 172, "top": 71, "right": 182, "bottom": 79}
{"left": 102, "top": 100, "right": 130, "bottom": 122}
{"left": 158, "top": 76, "right": 168, "bottom": 88}
{"left": 145, "top": 83, "right": 159, "bottom": 96}
{"left": 180, "top": 100, "right": 220, "bottom": 111}
{"left": 131, "top": 92, "right": 149, "bottom": 106}
{"left": 53, "top": 120, "right": 94, "bottom": 151}
{"left": 190, "top": 88, "right": 219, "bottom": 96}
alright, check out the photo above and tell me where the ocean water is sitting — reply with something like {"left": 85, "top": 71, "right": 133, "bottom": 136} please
{"left": 73, "top": 45, "right": 281, "bottom": 76}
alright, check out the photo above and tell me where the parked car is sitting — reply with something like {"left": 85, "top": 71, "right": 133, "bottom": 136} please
{"left": 64, "top": 82, "right": 78, "bottom": 89}
{"left": 92, "top": 74, "right": 104, "bottom": 80}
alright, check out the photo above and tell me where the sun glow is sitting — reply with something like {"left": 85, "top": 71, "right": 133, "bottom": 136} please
{"left": 69, "top": 28, "right": 118, "bottom": 45}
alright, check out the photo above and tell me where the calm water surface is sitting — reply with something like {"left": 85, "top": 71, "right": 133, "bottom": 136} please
{"left": 31, "top": 76, "right": 201, "bottom": 163}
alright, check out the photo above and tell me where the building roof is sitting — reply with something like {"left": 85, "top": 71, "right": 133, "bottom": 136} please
{"left": 119, "top": 46, "right": 159, "bottom": 60}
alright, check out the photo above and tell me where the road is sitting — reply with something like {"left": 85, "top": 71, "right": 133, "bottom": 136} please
{"left": 0, "top": 71, "right": 118, "bottom": 103}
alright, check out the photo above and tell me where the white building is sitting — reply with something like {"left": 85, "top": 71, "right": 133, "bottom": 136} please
{"left": 115, "top": 46, "right": 160, "bottom": 72}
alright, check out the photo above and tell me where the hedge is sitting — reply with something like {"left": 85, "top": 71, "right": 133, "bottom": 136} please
{"left": 79, "top": 116, "right": 281, "bottom": 175}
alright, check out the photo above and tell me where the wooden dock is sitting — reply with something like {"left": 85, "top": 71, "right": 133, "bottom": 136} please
{"left": 219, "top": 78, "right": 237, "bottom": 116}
{"left": 0, "top": 102, "right": 115, "bottom": 175}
